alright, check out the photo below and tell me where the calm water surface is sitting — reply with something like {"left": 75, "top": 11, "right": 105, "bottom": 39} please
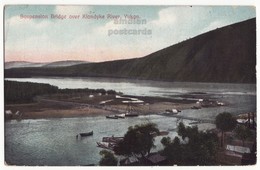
{"left": 5, "top": 77, "right": 256, "bottom": 165}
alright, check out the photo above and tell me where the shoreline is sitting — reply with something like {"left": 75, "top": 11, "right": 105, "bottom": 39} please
{"left": 4, "top": 89, "right": 232, "bottom": 121}
{"left": 5, "top": 101, "right": 197, "bottom": 120}
{"left": 5, "top": 93, "right": 205, "bottom": 120}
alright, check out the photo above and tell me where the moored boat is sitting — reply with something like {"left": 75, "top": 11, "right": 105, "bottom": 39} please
{"left": 115, "top": 114, "right": 125, "bottom": 118}
{"left": 125, "top": 104, "right": 139, "bottom": 117}
{"left": 76, "top": 131, "right": 93, "bottom": 138}
{"left": 106, "top": 115, "right": 118, "bottom": 119}
{"left": 97, "top": 142, "right": 110, "bottom": 149}
{"left": 96, "top": 142, "right": 115, "bottom": 150}
{"left": 191, "top": 106, "right": 201, "bottom": 109}
{"left": 125, "top": 112, "right": 139, "bottom": 117}
{"left": 165, "top": 109, "right": 179, "bottom": 114}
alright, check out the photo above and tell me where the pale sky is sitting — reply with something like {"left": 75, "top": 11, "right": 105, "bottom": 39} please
{"left": 4, "top": 5, "right": 255, "bottom": 63}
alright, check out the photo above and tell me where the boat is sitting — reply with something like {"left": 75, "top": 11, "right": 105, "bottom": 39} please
{"left": 97, "top": 142, "right": 110, "bottom": 149}
{"left": 106, "top": 115, "right": 118, "bottom": 119}
{"left": 191, "top": 106, "right": 201, "bottom": 109}
{"left": 115, "top": 114, "right": 125, "bottom": 118}
{"left": 125, "top": 113, "right": 139, "bottom": 117}
{"left": 76, "top": 131, "right": 93, "bottom": 138}
{"left": 96, "top": 142, "right": 115, "bottom": 150}
{"left": 124, "top": 105, "right": 139, "bottom": 117}
{"left": 165, "top": 109, "right": 179, "bottom": 114}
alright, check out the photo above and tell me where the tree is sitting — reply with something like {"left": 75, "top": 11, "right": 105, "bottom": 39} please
{"left": 161, "top": 136, "right": 183, "bottom": 164}
{"left": 215, "top": 112, "right": 237, "bottom": 147}
{"left": 234, "top": 125, "right": 253, "bottom": 146}
{"left": 99, "top": 150, "right": 118, "bottom": 166}
{"left": 161, "top": 123, "right": 218, "bottom": 165}
{"left": 178, "top": 122, "right": 199, "bottom": 140}
{"left": 114, "top": 123, "right": 159, "bottom": 158}
{"left": 161, "top": 136, "right": 171, "bottom": 147}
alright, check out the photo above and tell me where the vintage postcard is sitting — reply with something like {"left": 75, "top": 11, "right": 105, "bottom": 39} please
{"left": 3, "top": 4, "right": 256, "bottom": 166}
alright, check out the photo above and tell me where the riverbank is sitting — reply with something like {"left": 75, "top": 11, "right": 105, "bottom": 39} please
{"left": 5, "top": 94, "right": 207, "bottom": 120}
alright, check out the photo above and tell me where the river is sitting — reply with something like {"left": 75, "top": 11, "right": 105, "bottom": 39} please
{"left": 5, "top": 77, "right": 256, "bottom": 165}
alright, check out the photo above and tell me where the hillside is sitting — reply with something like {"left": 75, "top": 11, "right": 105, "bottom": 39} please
{"left": 43, "top": 60, "right": 88, "bottom": 68}
{"left": 5, "top": 61, "right": 47, "bottom": 69}
{"left": 5, "top": 60, "right": 89, "bottom": 69}
{"left": 5, "top": 18, "right": 256, "bottom": 83}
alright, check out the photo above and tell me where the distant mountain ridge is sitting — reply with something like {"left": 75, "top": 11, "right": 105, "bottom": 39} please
{"left": 43, "top": 60, "right": 89, "bottom": 68}
{"left": 5, "top": 61, "right": 46, "bottom": 69}
{"left": 5, "top": 60, "right": 89, "bottom": 69}
{"left": 5, "top": 18, "right": 256, "bottom": 83}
